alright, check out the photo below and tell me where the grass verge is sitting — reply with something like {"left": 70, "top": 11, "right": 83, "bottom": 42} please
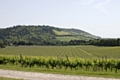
{"left": 0, "top": 76, "right": 23, "bottom": 80}
{"left": 0, "top": 65, "right": 120, "bottom": 79}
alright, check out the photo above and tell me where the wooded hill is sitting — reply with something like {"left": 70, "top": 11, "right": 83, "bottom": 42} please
{"left": 0, "top": 25, "right": 100, "bottom": 45}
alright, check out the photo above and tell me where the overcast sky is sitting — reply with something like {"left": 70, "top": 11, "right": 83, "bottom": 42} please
{"left": 0, "top": 0, "right": 120, "bottom": 38}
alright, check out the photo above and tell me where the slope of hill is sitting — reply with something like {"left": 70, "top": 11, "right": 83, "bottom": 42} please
{"left": 53, "top": 28, "right": 99, "bottom": 41}
{"left": 0, "top": 25, "right": 100, "bottom": 45}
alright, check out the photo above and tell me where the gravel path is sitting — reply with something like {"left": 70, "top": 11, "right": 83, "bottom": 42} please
{"left": 0, "top": 69, "right": 120, "bottom": 80}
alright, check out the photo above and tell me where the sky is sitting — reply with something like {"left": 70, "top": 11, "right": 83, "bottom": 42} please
{"left": 0, "top": 0, "right": 120, "bottom": 38}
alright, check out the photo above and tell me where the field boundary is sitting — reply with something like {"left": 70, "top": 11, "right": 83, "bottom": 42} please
{"left": 0, "top": 69, "right": 120, "bottom": 80}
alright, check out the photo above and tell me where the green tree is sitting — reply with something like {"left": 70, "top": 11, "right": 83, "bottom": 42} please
{"left": 0, "top": 42, "right": 5, "bottom": 48}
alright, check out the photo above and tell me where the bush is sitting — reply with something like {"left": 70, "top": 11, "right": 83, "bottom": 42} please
{"left": 0, "top": 43, "right": 5, "bottom": 48}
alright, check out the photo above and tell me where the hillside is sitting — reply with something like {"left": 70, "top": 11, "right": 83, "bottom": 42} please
{"left": 0, "top": 25, "right": 100, "bottom": 45}
{"left": 53, "top": 28, "right": 99, "bottom": 41}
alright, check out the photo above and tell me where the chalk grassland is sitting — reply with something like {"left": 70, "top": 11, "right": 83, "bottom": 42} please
{"left": 56, "top": 36, "right": 91, "bottom": 41}
{"left": 0, "top": 46, "right": 120, "bottom": 58}
{"left": 56, "top": 36, "right": 80, "bottom": 41}
{"left": 53, "top": 30, "right": 70, "bottom": 35}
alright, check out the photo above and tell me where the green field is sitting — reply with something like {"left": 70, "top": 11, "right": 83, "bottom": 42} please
{"left": 0, "top": 46, "right": 120, "bottom": 58}
{"left": 56, "top": 36, "right": 91, "bottom": 41}
{"left": 0, "top": 45, "right": 120, "bottom": 78}
{"left": 53, "top": 29, "right": 70, "bottom": 35}
{"left": 0, "top": 77, "right": 22, "bottom": 80}
{"left": 0, "top": 55, "right": 120, "bottom": 78}
{"left": 56, "top": 36, "right": 80, "bottom": 41}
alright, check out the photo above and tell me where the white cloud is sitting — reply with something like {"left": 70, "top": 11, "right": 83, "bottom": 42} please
{"left": 94, "top": 0, "right": 111, "bottom": 14}
{"left": 77, "top": 0, "right": 94, "bottom": 5}
{"left": 76, "top": 0, "right": 112, "bottom": 15}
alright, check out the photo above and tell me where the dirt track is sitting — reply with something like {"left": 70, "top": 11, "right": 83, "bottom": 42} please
{"left": 0, "top": 69, "right": 120, "bottom": 80}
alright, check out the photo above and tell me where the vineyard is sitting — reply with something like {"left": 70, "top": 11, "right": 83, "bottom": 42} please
{"left": 0, "top": 46, "right": 120, "bottom": 78}
{"left": 0, "top": 46, "right": 120, "bottom": 58}
{"left": 0, "top": 55, "right": 120, "bottom": 73}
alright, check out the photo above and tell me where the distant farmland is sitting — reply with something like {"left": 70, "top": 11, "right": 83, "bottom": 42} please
{"left": 0, "top": 46, "right": 120, "bottom": 58}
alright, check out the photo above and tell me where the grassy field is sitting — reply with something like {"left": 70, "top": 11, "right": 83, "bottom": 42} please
{"left": 53, "top": 29, "right": 70, "bottom": 35}
{"left": 0, "top": 45, "right": 120, "bottom": 78}
{"left": 56, "top": 36, "right": 90, "bottom": 41}
{"left": 0, "top": 63, "right": 120, "bottom": 79}
{"left": 0, "top": 46, "right": 120, "bottom": 58}
{"left": 0, "top": 77, "right": 22, "bottom": 80}
{"left": 56, "top": 36, "right": 80, "bottom": 41}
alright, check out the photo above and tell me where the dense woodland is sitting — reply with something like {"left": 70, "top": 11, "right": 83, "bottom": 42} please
{"left": 90, "top": 38, "right": 120, "bottom": 46}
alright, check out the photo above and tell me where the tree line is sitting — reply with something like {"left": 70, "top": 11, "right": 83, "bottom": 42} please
{"left": 90, "top": 38, "right": 120, "bottom": 46}
{"left": 0, "top": 38, "right": 120, "bottom": 48}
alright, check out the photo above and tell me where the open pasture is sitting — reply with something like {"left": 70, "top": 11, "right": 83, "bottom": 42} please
{"left": 0, "top": 46, "right": 120, "bottom": 58}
